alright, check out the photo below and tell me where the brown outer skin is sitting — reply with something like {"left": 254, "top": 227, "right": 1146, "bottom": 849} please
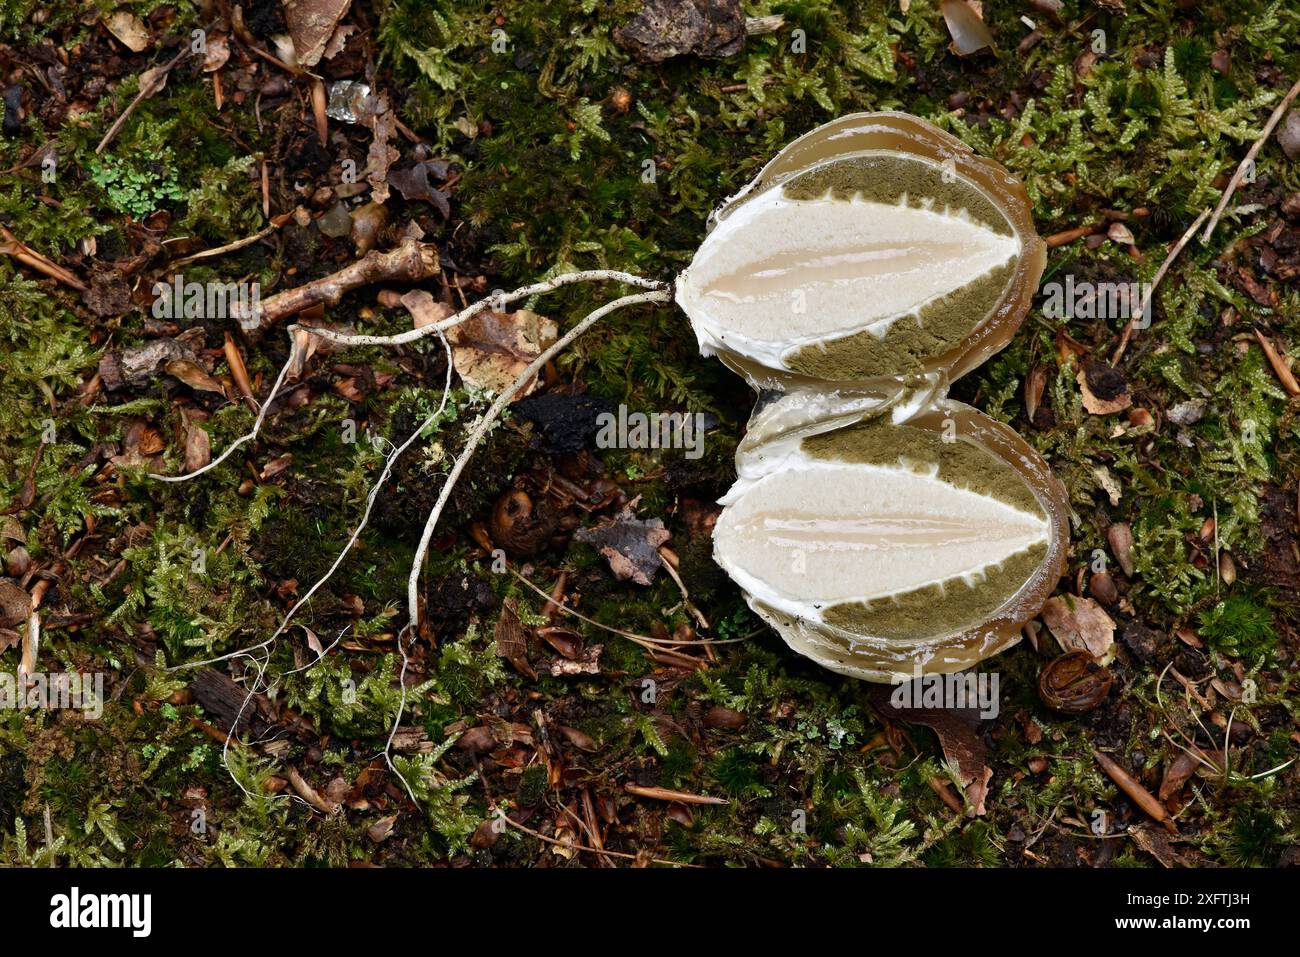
{"left": 740, "top": 400, "right": 1070, "bottom": 681}
{"left": 701, "top": 111, "right": 1047, "bottom": 393}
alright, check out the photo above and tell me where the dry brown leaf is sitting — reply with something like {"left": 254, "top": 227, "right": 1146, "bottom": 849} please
{"left": 201, "top": 32, "right": 231, "bottom": 72}
{"left": 282, "top": 0, "right": 354, "bottom": 68}
{"left": 183, "top": 418, "right": 211, "bottom": 472}
{"left": 399, "top": 289, "right": 454, "bottom": 329}
{"left": 165, "top": 359, "right": 225, "bottom": 395}
{"left": 105, "top": 11, "right": 151, "bottom": 52}
{"left": 1041, "top": 595, "right": 1116, "bottom": 662}
{"left": 448, "top": 309, "right": 558, "bottom": 395}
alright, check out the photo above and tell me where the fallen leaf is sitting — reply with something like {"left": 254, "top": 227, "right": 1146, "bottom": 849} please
{"left": 1041, "top": 595, "right": 1116, "bottom": 662}
{"left": 165, "top": 359, "right": 225, "bottom": 395}
{"left": 201, "top": 32, "right": 231, "bottom": 72}
{"left": 398, "top": 289, "right": 454, "bottom": 329}
{"left": 282, "top": 0, "right": 353, "bottom": 68}
{"left": 546, "top": 644, "right": 602, "bottom": 676}
{"left": 1092, "top": 464, "right": 1123, "bottom": 506}
{"left": 0, "top": 580, "right": 30, "bottom": 628}
{"left": 448, "top": 309, "right": 558, "bottom": 395}
{"left": 183, "top": 417, "right": 211, "bottom": 472}
{"left": 105, "top": 11, "right": 151, "bottom": 52}
{"left": 575, "top": 500, "right": 671, "bottom": 585}
{"left": 388, "top": 161, "right": 452, "bottom": 217}
{"left": 1077, "top": 359, "right": 1131, "bottom": 415}
{"left": 866, "top": 682, "right": 987, "bottom": 789}
{"left": 494, "top": 599, "right": 536, "bottom": 679}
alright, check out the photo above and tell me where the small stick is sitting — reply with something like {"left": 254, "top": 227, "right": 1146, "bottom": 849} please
{"left": 1111, "top": 208, "right": 1209, "bottom": 365}
{"left": 624, "top": 784, "right": 728, "bottom": 805}
{"left": 95, "top": 46, "right": 191, "bottom": 155}
{"left": 223, "top": 332, "right": 258, "bottom": 410}
{"left": 0, "top": 226, "right": 88, "bottom": 292}
{"left": 253, "top": 239, "right": 440, "bottom": 330}
{"left": 499, "top": 812, "right": 697, "bottom": 867}
{"left": 168, "top": 209, "right": 295, "bottom": 268}
{"left": 1094, "top": 749, "right": 1176, "bottom": 834}
{"left": 1046, "top": 222, "right": 1098, "bottom": 248}
{"left": 1201, "top": 73, "right": 1300, "bottom": 244}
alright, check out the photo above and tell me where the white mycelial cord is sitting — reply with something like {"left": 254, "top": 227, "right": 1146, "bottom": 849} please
{"left": 147, "top": 271, "right": 671, "bottom": 810}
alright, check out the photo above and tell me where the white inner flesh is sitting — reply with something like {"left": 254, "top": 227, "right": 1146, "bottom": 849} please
{"left": 679, "top": 188, "right": 1020, "bottom": 350}
{"left": 714, "top": 461, "right": 1049, "bottom": 612}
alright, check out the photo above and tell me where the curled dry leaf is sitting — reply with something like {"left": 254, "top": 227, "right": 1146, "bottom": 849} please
{"left": 493, "top": 599, "right": 535, "bottom": 679}
{"left": 1041, "top": 595, "right": 1115, "bottom": 662}
{"left": 282, "top": 0, "right": 354, "bottom": 68}
{"left": 1038, "top": 651, "right": 1113, "bottom": 713}
{"left": 165, "top": 359, "right": 225, "bottom": 395}
{"left": 449, "top": 309, "right": 558, "bottom": 396}
{"left": 202, "top": 33, "right": 231, "bottom": 72}
{"left": 105, "top": 11, "right": 151, "bottom": 52}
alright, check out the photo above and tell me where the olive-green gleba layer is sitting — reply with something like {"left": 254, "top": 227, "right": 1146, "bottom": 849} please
{"left": 676, "top": 113, "right": 1045, "bottom": 391}
{"left": 682, "top": 113, "right": 1066, "bottom": 682}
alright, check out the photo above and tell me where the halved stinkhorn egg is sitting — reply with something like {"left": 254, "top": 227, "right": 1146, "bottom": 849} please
{"left": 676, "top": 112, "right": 1046, "bottom": 391}
{"left": 712, "top": 390, "right": 1069, "bottom": 681}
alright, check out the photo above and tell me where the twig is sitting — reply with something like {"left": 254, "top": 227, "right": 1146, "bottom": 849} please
{"left": 1111, "top": 208, "right": 1209, "bottom": 364}
{"left": 301, "top": 269, "right": 666, "bottom": 349}
{"left": 0, "top": 226, "right": 88, "bottom": 292}
{"left": 499, "top": 812, "right": 697, "bottom": 867}
{"left": 1201, "top": 73, "right": 1300, "bottom": 244}
{"left": 253, "top": 239, "right": 441, "bottom": 330}
{"left": 95, "top": 46, "right": 192, "bottom": 155}
{"left": 1093, "top": 749, "right": 1176, "bottom": 834}
{"left": 169, "top": 210, "right": 295, "bottom": 268}
{"left": 624, "top": 784, "right": 728, "bottom": 805}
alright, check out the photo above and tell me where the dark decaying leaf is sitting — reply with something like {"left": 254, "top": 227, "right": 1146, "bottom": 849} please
{"left": 613, "top": 0, "right": 745, "bottom": 63}
{"left": 574, "top": 501, "right": 671, "bottom": 585}
{"left": 388, "top": 161, "right": 452, "bottom": 217}
{"left": 865, "top": 683, "right": 986, "bottom": 788}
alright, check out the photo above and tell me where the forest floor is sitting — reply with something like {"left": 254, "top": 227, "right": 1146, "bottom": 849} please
{"left": 0, "top": 0, "right": 1298, "bottom": 867}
